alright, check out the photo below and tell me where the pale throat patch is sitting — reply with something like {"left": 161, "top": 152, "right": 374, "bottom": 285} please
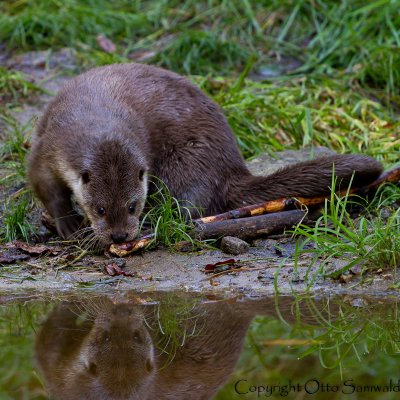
{"left": 141, "top": 171, "right": 148, "bottom": 198}
{"left": 132, "top": 171, "right": 148, "bottom": 215}
{"left": 59, "top": 164, "right": 91, "bottom": 218}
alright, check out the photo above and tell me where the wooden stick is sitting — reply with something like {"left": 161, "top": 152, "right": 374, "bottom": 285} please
{"left": 364, "top": 166, "right": 400, "bottom": 190}
{"left": 193, "top": 210, "right": 307, "bottom": 240}
{"left": 195, "top": 165, "right": 400, "bottom": 224}
{"left": 196, "top": 198, "right": 300, "bottom": 224}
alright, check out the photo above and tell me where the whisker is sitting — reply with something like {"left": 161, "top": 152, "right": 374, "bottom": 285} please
{"left": 79, "top": 232, "right": 103, "bottom": 252}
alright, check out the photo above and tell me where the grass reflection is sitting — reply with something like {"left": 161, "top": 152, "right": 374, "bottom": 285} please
{"left": 217, "top": 296, "right": 400, "bottom": 399}
{"left": 0, "top": 299, "right": 52, "bottom": 399}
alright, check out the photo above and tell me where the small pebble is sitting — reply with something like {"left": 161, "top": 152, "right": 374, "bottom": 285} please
{"left": 290, "top": 271, "right": 302, "bottom": 283}
{"left": 257, "top": 271, "right": 275, "bottom": 282}
{"left": 220, "top": 236, "right": 250, "bottom": 255}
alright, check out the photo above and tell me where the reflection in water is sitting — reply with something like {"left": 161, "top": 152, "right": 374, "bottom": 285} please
{"left": 35, "top": 296, "right": 273, "bottom": 400}
{"left": 36, "top": 300, "right": 155, "bottom": 399}
{"left": 0, "top": 293, "right": 399, "bottom": 399}
{"left": 218, "top": 296, "right": 400, "bottom": 400}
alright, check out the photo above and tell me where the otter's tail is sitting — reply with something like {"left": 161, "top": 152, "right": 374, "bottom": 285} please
{"left": 225, "top": 154, "right": 383, "bottom": 209}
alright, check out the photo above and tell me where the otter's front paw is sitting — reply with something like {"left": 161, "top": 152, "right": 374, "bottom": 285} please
{"left": 55, "top": 214, "right": 85, "bottom": 240}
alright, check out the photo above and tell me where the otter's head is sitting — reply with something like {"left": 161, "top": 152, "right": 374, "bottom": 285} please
{"left": 75, "top": 139, "right": 148, "bottom": 247}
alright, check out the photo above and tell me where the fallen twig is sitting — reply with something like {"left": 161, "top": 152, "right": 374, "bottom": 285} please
{"left": 193, "top": 209, "right": 307, "bottom": 240}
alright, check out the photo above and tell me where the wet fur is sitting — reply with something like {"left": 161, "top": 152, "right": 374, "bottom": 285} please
{"left": 28, "top": 63, "right": 383, "bottom": 246}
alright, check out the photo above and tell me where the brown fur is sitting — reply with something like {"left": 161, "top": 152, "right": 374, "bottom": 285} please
{"left": 28, "top": 63, "right": 383, "bottom": 246}
{"left": 35, "top": 298, "right": 267, "bottom": 399}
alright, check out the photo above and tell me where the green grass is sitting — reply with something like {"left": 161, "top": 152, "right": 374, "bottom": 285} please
{"left": 0, "top": 114, "right": 33, "bottom": 183}
{"left": 293, "top": 182, "right": 400, "bottom": 283}
{"left": 1, "top": 0, "right": 400, "bottom": 104}
{"left": 0, "top": 66, "right": 42, "bottom": 106}
{"left": 0, "top": 0, "right": 149, "bottom": 50}
{"left": 154, "top": 30, "right": 251, "bottom": 75}
{"left": 139, "top": 178, "right": 198, "bottom": 249}
{"left": 199, "top": 74, "right": 400, "bottom": 162}
{"left": 0, "top": 194, "right": 35, "bottom": 243}
{"left": 0, "top": 114, "right": 36, "bottom": 243}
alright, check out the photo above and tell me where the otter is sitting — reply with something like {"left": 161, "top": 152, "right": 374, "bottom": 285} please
{"left": 28, "top": 63, "right": 383, "bottom": 247}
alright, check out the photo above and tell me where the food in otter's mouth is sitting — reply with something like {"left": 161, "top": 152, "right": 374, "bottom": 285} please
{"left": 108, "top": 234, "right": 154, "bottom": 257}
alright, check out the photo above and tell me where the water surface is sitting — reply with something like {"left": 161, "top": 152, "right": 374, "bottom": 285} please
{"left": 0, "top": 292, "right": 399, "bottom": 399}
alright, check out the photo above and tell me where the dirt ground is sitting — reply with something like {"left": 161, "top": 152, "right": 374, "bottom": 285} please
{"left": 0, "top": 49, "right": 398, "bottom": 296}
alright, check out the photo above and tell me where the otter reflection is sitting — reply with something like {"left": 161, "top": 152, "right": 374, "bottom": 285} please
{"left": 36, "top": 296, "right": 277, "bottom": 400}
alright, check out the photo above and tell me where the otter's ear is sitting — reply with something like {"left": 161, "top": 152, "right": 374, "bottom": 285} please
{"left": 81, "top": 171, "right": 90, "bottom": 184}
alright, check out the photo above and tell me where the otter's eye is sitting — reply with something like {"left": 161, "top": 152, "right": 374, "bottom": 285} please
{"left": 97, "top": 207, "right": 106, "bottom": 216}
{"left": 128, "top": 202, "right": 136, "bottom": 214}
{"left": 133, "top": 330, "right": 143, "bottom": 343}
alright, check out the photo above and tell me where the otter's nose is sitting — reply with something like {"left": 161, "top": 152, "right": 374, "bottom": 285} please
{"left": 111, "top": 232, "right": 128, "bottom": 244}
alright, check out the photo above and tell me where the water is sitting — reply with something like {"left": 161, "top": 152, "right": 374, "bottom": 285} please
{"left": 0, "top": 292, "right": 399, "bottom": 399}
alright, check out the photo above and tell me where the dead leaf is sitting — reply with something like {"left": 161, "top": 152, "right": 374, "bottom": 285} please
{"left": 205, "top": 294, "right": 223, "bottom": 301}
{"left": 9, "top": 240, "right": 54, "bottom": 256}
{"left": 8, "top": 240, "right": 61, "bottom": 256}
{"left": 128, "top": 49, "right": 157, "bottom": 62}
{"left": 96, "top": 34, "right": 116, "bottom": 53}
{"left": 204, "top": 258, "right": 237, "bottom": 273}
{"left": 0, "top": 252, "right": 30, "bottom": 264}
{"left": 103, "top": 263, "right": 136, "bottom": 277}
